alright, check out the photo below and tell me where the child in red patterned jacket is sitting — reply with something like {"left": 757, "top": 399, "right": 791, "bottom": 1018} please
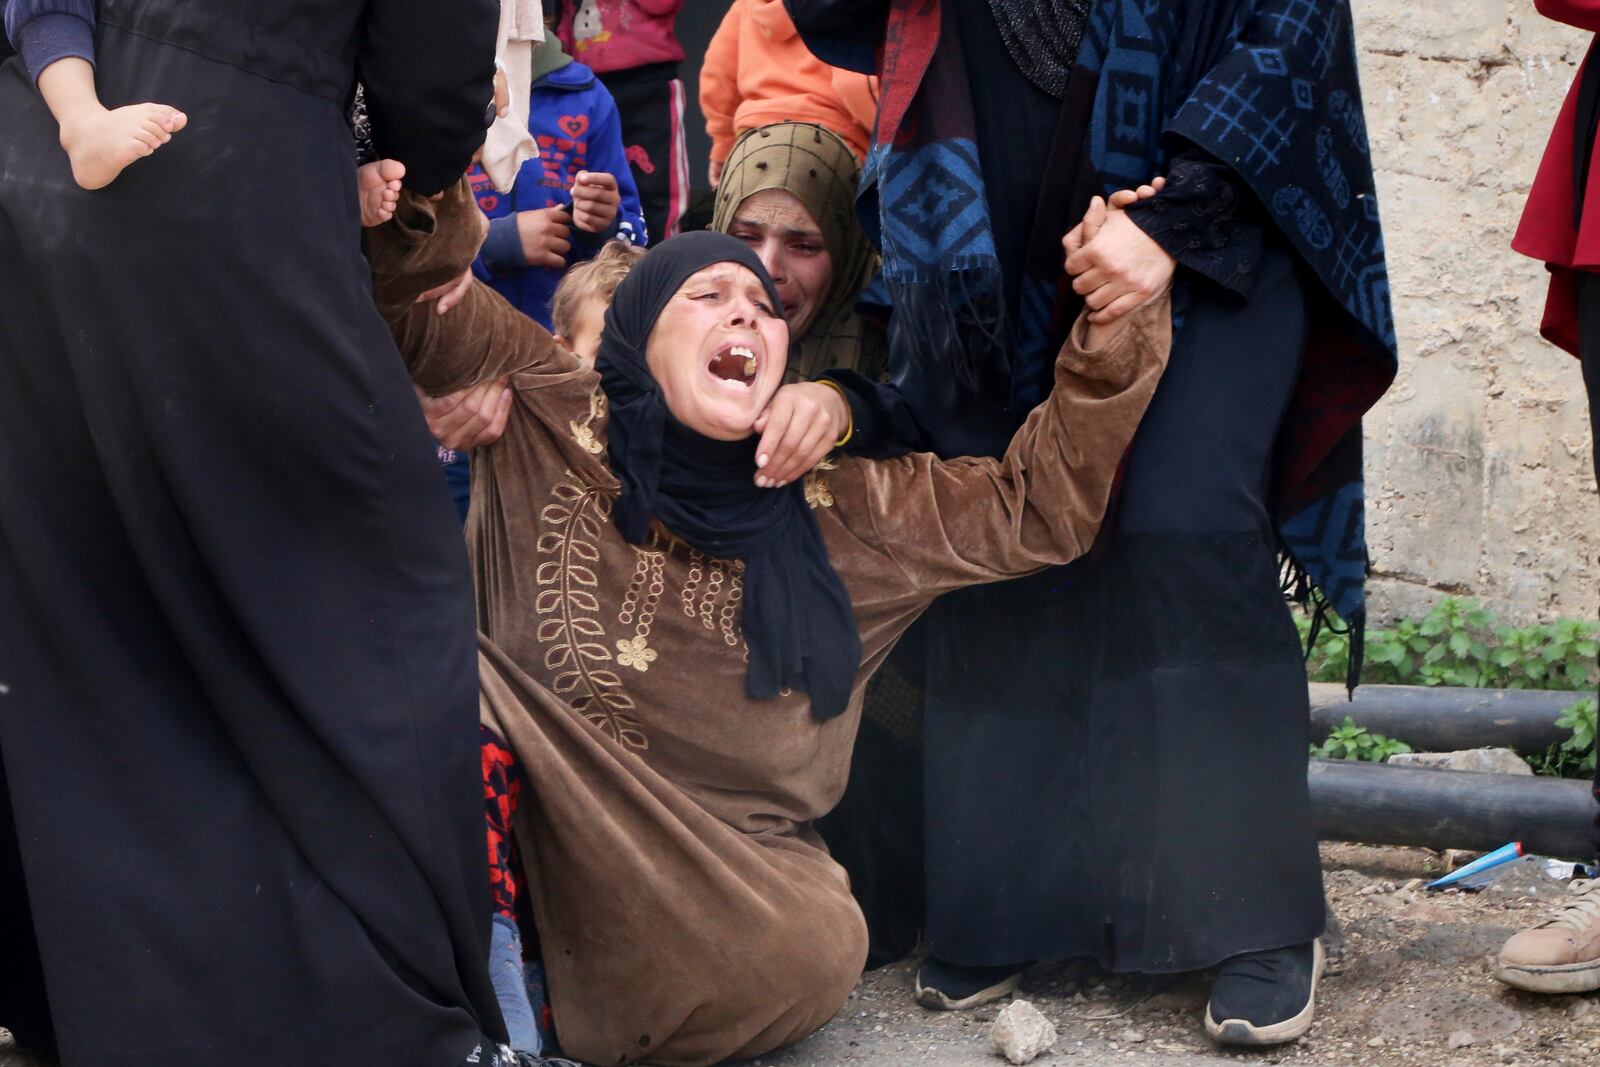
{"left": 550, "top": 0, "right": 687, "bottom": 245}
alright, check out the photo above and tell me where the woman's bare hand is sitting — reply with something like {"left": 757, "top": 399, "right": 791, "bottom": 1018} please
{"left": 1061, "top": 179, "right": 1169, "bottom": 349}
{"left": 1061, "top": 176, "right": 1164, "bottom": 267}
{"left": 417, "top": 379, "right": 513, "bottom": 451}
{"left": 416, "top": 269, "right": 474, "bottom": 315}
{"left": 1065, "top": 177, "right": 1174, "bottom": 327}
{"left": 751, "top": 382, "right": 850, "bottom": 489}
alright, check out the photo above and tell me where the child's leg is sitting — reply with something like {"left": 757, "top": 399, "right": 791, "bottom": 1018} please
{"left": 35, "top": 58, "right": 186, "bottom": 191}
{"left": 482, "top": 726, "right": 543, "bottom": 1055}
{"left": 598, "top": 67, "right": 685, "bottom": 243}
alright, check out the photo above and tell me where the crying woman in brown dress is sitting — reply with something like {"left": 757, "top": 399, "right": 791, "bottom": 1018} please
{"left": 366, "top": 180, "right": 1171, "bottom": 1067}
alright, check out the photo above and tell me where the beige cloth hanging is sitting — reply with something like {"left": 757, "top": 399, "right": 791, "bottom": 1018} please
{"left": 482, "top": 0, "right": 543, "bottom": 193}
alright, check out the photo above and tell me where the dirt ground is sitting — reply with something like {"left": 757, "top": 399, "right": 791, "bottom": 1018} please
{"left": 763, "top": 844, "right": 1600, "bottom": 1067}
{"left": 4, "top": 843, "right": 1598, "bottom": 1067}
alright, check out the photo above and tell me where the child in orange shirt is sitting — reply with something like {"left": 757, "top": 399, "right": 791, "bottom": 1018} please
{"left": 699, "top": 0, "right": 876, "bottom": 188}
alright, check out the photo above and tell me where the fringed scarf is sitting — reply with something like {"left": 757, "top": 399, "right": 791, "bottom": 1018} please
{"left": 856, "top": 0, "right": 1397, "bottom": 689}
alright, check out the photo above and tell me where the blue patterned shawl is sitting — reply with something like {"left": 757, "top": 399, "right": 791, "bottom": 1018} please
{"left": 851, "top": 0, "right": 1397, "bottom": 685}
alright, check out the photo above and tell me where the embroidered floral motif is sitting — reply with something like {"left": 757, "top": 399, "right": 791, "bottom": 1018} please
{"left": 616, "top": 635, "right": 658, "bottom": 671}
{"left": 803, "top": 472, "right": 835, "bottom": 509}
{"left": 569, "top": 388, "right": 607, "bottom": 455}
{"left": 535, "top": 474, "right": 648, "bottom": 750}
{"left": 803, "top": 458, "right": 838, "bottom": 510}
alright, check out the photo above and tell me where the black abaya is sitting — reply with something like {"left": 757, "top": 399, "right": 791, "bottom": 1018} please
{"left": 836, "top": 253, "right": 1322, "bottom": 976}
{"left": 802, "top": 0, "right": 1355, "bottom": 979}
{"left": 924, "top": 246, "right": 1323, "bottom": 970}
{"left": 0, "top": 3, "right": 505, "bottom": 1062}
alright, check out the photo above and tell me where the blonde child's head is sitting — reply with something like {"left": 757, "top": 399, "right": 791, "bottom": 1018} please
{"left": 551, "top": 240, "right": 646, "bottom": 368}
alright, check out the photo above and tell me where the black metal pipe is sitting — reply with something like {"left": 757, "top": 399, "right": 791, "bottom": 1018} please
{"left": 1309, "top": 758, "right": 1596, "bottom": 858}
{"left": 1309, "top": 683, "right": 1582, "bottom": 756}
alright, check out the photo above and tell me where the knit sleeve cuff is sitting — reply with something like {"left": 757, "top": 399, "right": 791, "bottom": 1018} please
{"left": 17, "top": 10, "right": 94, "bottom": 84}
{"left": 479, "top": 214, "right": 527, "bottom": 274}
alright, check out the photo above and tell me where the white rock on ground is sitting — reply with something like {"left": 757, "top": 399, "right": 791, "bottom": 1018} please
{"left": 1387, "top": 749, "right": 1533, "bottom": 775}
{"left": 990, "top": 1000, "right": 1058, "bottom": 1066}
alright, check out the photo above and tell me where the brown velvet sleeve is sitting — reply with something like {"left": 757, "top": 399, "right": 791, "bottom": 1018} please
{"left": 366, "top": 179, "right": 576, "bottom": 396}
{"left": 842, "top": 295, "right": 1172, "bottom": 599}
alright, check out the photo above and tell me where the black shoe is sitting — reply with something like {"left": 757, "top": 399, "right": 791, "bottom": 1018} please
{"left": 914, "top": 955, "right": 1029, "bottom": 1011}
{"left": 1204, "top": 940, "right": 1324, "bottom": 1046}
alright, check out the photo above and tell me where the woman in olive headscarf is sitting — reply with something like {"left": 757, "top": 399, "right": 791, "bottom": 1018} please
{"left": 712, "top": 121, "right": 885, "bottom": 383}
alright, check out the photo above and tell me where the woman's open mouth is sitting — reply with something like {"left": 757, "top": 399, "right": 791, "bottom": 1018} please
{"left": 707, "top": 343, "right": 759, "bottom": 390}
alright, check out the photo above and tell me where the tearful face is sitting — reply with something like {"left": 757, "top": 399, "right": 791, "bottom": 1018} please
{"left": 725, "top": 189, "right": 834, "bottom": 341}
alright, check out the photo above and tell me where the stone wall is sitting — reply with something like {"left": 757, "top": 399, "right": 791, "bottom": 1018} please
{"left": 1353, "top": 0, "right": 1598, "bottom": 624}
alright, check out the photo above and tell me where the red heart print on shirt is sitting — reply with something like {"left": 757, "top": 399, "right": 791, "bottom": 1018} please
{"left": 559, "top": 115, "right": 590, "bottom": 139}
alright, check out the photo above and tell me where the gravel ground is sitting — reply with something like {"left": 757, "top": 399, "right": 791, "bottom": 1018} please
{"left": 762, "top": 844, "right": 1598, "bottom": 1067}
{"left": 5, "top": 844, "right": 1597, "bottom": 1067}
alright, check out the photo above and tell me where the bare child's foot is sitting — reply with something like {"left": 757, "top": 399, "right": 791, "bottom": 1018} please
{"left": 357, "top": 158, "right": 406, "bottom": 227}
{"left": 59, "top": 102, "right": 186, "bottom": 191}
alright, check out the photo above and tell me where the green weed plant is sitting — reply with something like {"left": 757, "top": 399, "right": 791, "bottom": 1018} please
{"left": 1299, "top": 599, "right": 1598, "bottom": 777}
{"left": 1310, "top": 716, "right": 1413, "bottom": 763}
{"left": 1299, "top": 598, "right": 1598, "bottom": 691}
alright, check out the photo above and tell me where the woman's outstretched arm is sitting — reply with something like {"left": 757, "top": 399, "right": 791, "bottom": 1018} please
{"left": 838, "top": 294, "right": 1172, "bottom": 599}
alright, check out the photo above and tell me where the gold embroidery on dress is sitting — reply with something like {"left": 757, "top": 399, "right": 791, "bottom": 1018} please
{"left": 569, "top": 388, "right": 607, "bottom": 455}
{"left": 617, "top": 535, "right": 666, "bottom": 671}
{"left": 803, "top": 458, "right": 838, "bottom": 509}
{"left": 535, "top": 474, "right": 648, "bottom": 750}
{"left": 615, "top": 635, "right": 657, "bottom": 671}
{"left": 681, "top": 549, "right": 703, "bottom": 619}
{"left": 720, "top": 562, "right": 744, "bottom": 647}
{"left": 657, "top": 534, "right": 748, "bottom": 652}
{"left": 701, "top": 560, "right": 725, "bottom": 631}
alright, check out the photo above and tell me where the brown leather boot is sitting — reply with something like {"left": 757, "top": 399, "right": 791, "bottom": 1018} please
{"left": 1493, "top": 879, "right": 1600, "bottom": 994}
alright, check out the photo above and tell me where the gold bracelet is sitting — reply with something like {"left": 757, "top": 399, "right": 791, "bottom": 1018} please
{"left": 815, "top": 378, "right": 854, "bottom": 448}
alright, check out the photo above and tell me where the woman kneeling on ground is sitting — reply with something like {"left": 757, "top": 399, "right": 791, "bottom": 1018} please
{"left": 368, "top": 180, "right": 1170, "bottom": 1067}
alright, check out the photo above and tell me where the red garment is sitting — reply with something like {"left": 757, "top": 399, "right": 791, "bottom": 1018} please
{"left": 1514, "top": 0, "right": 1600, "bottom": 354}
{"left": 555, "top": 0, "right": 683, "bottom": 75}
{"left": 482, "top": 728, "right": 525, "bottom": 920}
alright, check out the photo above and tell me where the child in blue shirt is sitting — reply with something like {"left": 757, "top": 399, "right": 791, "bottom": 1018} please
{"left": 470, "top": 19, "right": 645, "bottom": 330}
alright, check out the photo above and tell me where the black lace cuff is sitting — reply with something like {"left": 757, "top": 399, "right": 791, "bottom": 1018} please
{"left": 1125, "top": 154, "right": 1263, "bottom": 299}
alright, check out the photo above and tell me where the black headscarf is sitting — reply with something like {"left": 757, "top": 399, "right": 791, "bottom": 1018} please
{"left": 596, "top": 230, "right": 863, "bottom": 721}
